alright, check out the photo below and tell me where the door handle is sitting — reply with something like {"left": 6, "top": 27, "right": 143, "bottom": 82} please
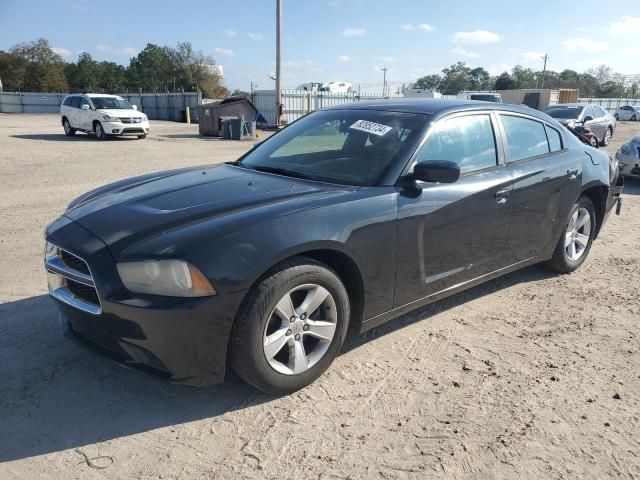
{"left": 495, "top": 188, "right": 511, "bottom": 203}
{"left": 567, "top": 168, "right": 579, "bottom": 179}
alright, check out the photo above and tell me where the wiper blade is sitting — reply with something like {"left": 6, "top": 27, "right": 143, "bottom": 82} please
{"left": 251, "top": 166, "right": 319, "bottom": 181}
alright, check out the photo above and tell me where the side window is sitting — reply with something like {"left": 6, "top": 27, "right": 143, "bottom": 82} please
{"left": 583, "top": 105, "right": 595, "bottom": 119}
{"left": 416, "top": 114, "right": 497, "bottom": 174}
{"left": 545, "top": 125, "right": 562, "bottom": 152}
{"left": 70, "top": 97, "right": 81, "bottom": 108}
{"left": 595, "top": 106, "right": 607, "bottom": 117}
{"left": 78, "top": 97, "right": 90, "bottom": 109}
{"left": 500, "top": 115, "right": 549, "bottom": 162}
{"left": 63, "top": 97, "right": 73, "bottom": 107}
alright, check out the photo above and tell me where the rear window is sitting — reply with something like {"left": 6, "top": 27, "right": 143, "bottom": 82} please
{"left": 545, "top": 125, "right": 563, "bottom": 152}
{"left": 63, "top": 97, "right": 73, "bottom": 106}
{"left": 543, "top": 105, "right": 583, "bottom": 119}
{"left": 469, "top": 94, "right": 500, "bottom": 103}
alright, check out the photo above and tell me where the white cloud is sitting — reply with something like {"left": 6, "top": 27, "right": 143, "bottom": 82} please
{"left": 488, "top": 63, "right": 512, "bottom": 75}
{"left": 453, "top": 30, "right": 501, "bottom": 44}
{"left": 563, "top": 37, "right": 609, "bottom": 53}
{"left": 95, "top": 44, "right": 137, "bottom": 56}
{"left": 224, "top": 29, "right": 236, "bottom": 38}
{"left": 401, "top": 23, "right": 434, "bottom": 31}
{"left": 609, "top": 16, "right": 640, "bottom": 37}
{"left": 214, "top": 47, "right": 234, "bottom": 57}
{"left": 338, "top": 55, "right": 350, "bottom": 62}
{"left": 522, "top": 51, "right": 543, "bottom": 61}
{"left": 342, "top": 27, "right": 367, "bottom": 37}
{"left": 452, "top": 47, "right": 479, "bottom": 59}
{"left": 379, "top": 56, "right": 396, "bottom": 62}
{"left": 248, "top": 32, "right": 263, "bottom": 40}
{"left": 52, "top": 47, "right": 71, "bottom": 57}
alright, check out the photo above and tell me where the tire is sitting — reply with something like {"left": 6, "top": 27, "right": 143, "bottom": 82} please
{"left": 614, "top": 114, "right": 619, "bottom": 121}
{"left": 137, "top": 134, "right": 147, "bottom": 139}
{"left": 546, "top": 196, "right": 596, "bottom": 274}
{"left": 632, "top": 115, "right": 637, "bottom": 121}
{"left": 229, "top": 257, "right": 350, "bottom": 395}
{"left": 94, "top": 121, "right": 106, "bottom": 140}
{"left": 600, "top": 127, "right": 612, "bottom": 147}
{"left": 62, "top": 118, "right": 76, "bottom": 136}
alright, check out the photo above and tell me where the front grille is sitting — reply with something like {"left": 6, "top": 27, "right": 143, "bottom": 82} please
{"left": 122, "top": 128, "right": 144, "bottom": 134}
{"left": 119, "top": 117, "right": 142, "bottom": 124}
{"left": 45, "top": 243, "right": 102, "bottom": 315}
{"left": 61, "top": 249, "right": 90, "bottom": 275}
{"left": 67, "top": 279, "right": 100, "bottom": 305}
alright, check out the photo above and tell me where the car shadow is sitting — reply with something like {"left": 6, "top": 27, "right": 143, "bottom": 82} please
{"left": 0, "top": 264, "right": 560, "bottom": 462}
{"left": 343, "top": 263, "right": 556, "bottom": 352}
{"left": 622, "top": 177, "right": 640, "bottom": 196}
{"left": 11, "top": 134, "right": 137, "bottom": 142}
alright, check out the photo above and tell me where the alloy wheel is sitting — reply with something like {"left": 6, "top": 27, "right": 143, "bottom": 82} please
{"left": 603, "top": 128, "right": 612, "bottom": 145}
{"left": 63, "top": 120, "right": 70, "bottom": 135}
{"left": 263, "top": 284, "right": 337, "bottom": 375}
{"left": 96, "top": 123, "right": 104, "bottom": 139}
{"left": 564, "top": 207, "right": 591, "bottom": 261}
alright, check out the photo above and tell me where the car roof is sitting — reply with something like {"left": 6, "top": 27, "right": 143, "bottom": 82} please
{"left": 65, "top": 93, "right": 122, "bottom": 98}
{"left": 323, "top": 98, "right": 553, "bottom": 121}
{"left": 546, "top": 103, "right": 584, "bottom": 108}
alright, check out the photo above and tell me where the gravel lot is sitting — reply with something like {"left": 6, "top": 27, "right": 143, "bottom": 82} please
{"left": 1, "top": 114, "right": 639, "bottom": 479}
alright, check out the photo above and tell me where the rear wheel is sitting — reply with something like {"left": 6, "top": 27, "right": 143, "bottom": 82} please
{"left": 546, "top": 196, "right": 595, "bottom": 273}
{"left": 94, "top": 121, "right": 106, "bottom": 140}
{"left": 229, "top": 257, "right": 350, "bottom": 394}
{"left": 62, "top": 118, "right": 76, "bottom": 136}
{"left": 614, "top": 113, "right": 619, "bottom": 121}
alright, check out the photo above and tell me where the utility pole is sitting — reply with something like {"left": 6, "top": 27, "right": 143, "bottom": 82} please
{"left": 381, "top": 66, "right": 389, "bottom": 97}
{"left": 275, "top": 0, "right": 282, "bottom": 126}
{"left": 540, "top": 54, "right": 549, "bottom": 89}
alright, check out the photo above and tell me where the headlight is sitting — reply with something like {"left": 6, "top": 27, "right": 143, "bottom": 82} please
{"left": 117, "top": 260, "right": 216, "bottom": 297}
{"left": 102, "top": 114, "right": 119, "bottom": 122}
{"left": 619, "top": 144, "right": 632, "bottom": 155}
{"left": 142, "top": 114, "right": 148, "bottom": 121}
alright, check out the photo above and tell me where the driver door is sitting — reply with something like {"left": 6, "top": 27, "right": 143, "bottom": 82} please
{"left": 394, "top": 112, "right": 514, "bottom": 307}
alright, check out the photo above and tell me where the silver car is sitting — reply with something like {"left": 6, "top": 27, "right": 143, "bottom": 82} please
{"left": 543, "top": 103, "right": 616, "bottom": 146}
{"left": 614, "top": 105, "right": 640, "bottom": 122}
{"left": 615, "top": 133, "right": 640, "bottom": 178}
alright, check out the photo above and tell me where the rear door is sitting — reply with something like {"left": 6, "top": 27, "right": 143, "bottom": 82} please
{"left": 584, "top": 105, "right": 605, "bottom": 139}
{"left": 498, "top": 113, "right": 581, "bottom": 263}
{"left": 394, "top": 112, "right": 514, "bottom": 306}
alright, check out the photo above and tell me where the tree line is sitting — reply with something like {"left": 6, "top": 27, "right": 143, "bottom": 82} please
{"left": 0, "top": 38, "right": 229, "bottom": 98}
{"left": 413, "top": 62, "right": 639, "bottom": 98}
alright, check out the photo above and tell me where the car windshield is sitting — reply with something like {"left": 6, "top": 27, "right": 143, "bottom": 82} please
{"left": 238, "top": 109, "right": 427, "bottom": 186}
{"left": 470, "top": 94, "right": 500, "bottom": 102}
{"left": 91, "top": 97, "right": 133, "bottom": 110}
{"left": 543, "top": 105, "right": 583, "bottom": 119}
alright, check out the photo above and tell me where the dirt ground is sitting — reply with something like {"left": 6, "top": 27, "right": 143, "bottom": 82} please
{"left": 0, "top": 114, "right": 639, "bottom": 480}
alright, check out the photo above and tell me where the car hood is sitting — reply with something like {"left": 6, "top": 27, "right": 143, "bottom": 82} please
{"left": 97, "top": 108, "right": 144, "bottom": 118}
{"left": 65, "top": 164, "right": 350, "bottom": 256}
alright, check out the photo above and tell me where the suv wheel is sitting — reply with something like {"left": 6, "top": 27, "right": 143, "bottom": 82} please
{"left": 546, "top": 196, "right": 595, "bottom": 273}
{"left": 94, "top": 122, "right": 106, "bottom": 140}
{"left": 614, "top": 113, "right": 619, "bottom": 120}
{"left": 632, "top": 114, "right": 637, "bottom": 121}
{"left": 229, "top": 257, "right": 350, "bottom": 394}
{"left": 137, "top": 134, "right": 147, "bottom": 140}
{"left": 63, "top": 118, "right": 76, "bottom": 136}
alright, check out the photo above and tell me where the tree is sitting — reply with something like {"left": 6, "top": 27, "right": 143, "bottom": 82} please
{"left": 126, "top": 43, "right": 176, "bottom": 91}
{"left": 231, "top": 89, "right": 251, "bottom": 100}
{"left": 511, "top": 65, "right": 537, "bottom": 89}
{"left": 440, "top": 62, "right": 471, "bottom": 94}
{"left": 97, "top": 61, "right": 126, "bottom": 93}
{"left": 9, "top": 38, "right": 68, "bottom": 91}
{"left": 468, "top": 67, "right": 490, "bottom": 90}
{"left": 494, "top": 72, "right": 516, "bottom": 90}
{"left": 0, "top": 50, "right": 28, "bottom": 91}
{"left": 67, "top": 52, "right": 99, "bottom": 92}
{"left": 413, "top": 74, "right": 442, "bottom": 90}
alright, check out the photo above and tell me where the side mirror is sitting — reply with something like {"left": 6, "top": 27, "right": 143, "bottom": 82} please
{"left": 132, "top": 104, "right": 138, "bottom": 110}
{"left": 81, "top": 104, "right": 90, "bottom": 110}
{"left": 412, "top": 160, "right": 460, "bottom": 184}
{"left": 583, "top": 115, "right": 593, "bottom": 123}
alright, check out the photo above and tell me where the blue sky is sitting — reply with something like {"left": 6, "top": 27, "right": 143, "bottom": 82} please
{"left": 1, "top": 0, "right": 639, "bottom": 91}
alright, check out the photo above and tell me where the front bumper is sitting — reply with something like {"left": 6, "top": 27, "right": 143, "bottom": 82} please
{"left": 45, "top": 216, "right": 246, "bottom": 386}
{"left": 103, "top": 119, "right": 150, "bottom": 136}
{"left": 616, "top": 151, "right": 640, "bottom": 177}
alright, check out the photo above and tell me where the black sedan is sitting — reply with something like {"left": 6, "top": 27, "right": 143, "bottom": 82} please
{"left": 45, "top": 100, "right": 623, "bottom": 394}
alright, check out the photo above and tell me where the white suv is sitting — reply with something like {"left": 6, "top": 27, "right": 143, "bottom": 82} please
{"left": 60, "top": 93, "right": 150, "bottom": 140}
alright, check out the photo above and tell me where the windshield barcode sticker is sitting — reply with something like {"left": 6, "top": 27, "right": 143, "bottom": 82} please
{"left": 349, "top": 119, "right": 393, "bottom": 136}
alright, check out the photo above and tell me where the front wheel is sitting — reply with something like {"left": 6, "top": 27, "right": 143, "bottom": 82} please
{"left": 94, "top": 122, "right": 106, "bottom": 140}
{"left": 614, "top": 114, "right": 619, "bottom": 121}
{"left": 632, "top": 115, "right": 637, "bottom": 122}
{"left": 546, "top": 196, "right": 596, "bottom": 273}
{"left": 229, "top": 257, "right": 350, "bottom": 394}
{"left": 63, "top": 118, "right": 76, "bottom": 136}
{"left": 137, "top": 134, "right": 147, "bottom": 139}
{"left": 600, "top": 127, "right": 612, "bottom": 146}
